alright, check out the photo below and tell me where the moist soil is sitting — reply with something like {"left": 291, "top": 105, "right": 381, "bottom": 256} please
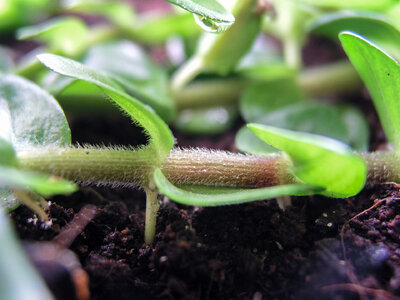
{"left": 9, "top": 98, "right": 400, "bottom": 300}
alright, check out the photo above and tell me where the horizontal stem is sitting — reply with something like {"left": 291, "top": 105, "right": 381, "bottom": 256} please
{"left": 17, "top": 147, "right": 294, "bottom": 189}
{"left": 362, "top": 151, "right": 400, "bottom": 184}
{"left": 17, "top": 147, "right": 400, "bottom": 191}
{"left": 173, "top": 60, "right": 362, "bottom": 109}
{"left": 298, "top": 60, "right": 362, "bottom": 96}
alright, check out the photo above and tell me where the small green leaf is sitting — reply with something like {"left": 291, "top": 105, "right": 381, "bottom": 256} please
{"left": 248, "top": 124, "right": 367, "bottom": 197}
{"left": 175, "top": 106, "right": 237, "bottom": 135}
{"left": 311, "top": 12, "right": 400, "bottom": 60}
{"left": 134, "top": 13, "right": 200, "bottom": 44}
{"left": 235, "top": 127, "right": 279, "bottom": 155}
{"left": 154, "top": 168, "right": 324, "bottom": 206}
{"left": 339, "top": 105, "right": 369, "bottom": 151}
{"left": 65, "top": 0, "right": 136, "bottom": 29}
{"left": 0, "top": 209, "right": 54, "bottom": 300}
{"left": 0, "top": 75, "right": 71, "bottom": 151}
{"left": 239, "top": 80, "right": 304, "bottom": 122}
{"left": 0, "top": 0, "right": 54, "bottom": 33}
{"left": 299, "top": 0, "right": 396, "bottom": 10}
{"left": 83, "top": 41, "right": 176, "bottom": 121}
{"left": 17, "top": 17, "right": 88, "bottom": 56}
{"left": 236, "top": 102, "right": 353, "bottom": 154}
{"left": 340, "top": 32, "right": 400, "bottom": 150}
{"left": 166, "top": 0, "right": 235, "bottom": 24}
{"left": 0, "top": 166, "right": 77, "bottom": 197}
{"left": 38, "top": 54, "right": 174, "bottom": 162}
{"left": 0, "top": 138, "right": 17, "bottom": 167}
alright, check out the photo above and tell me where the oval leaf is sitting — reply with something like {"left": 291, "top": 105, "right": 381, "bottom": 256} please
{"left": 340, "top": 31, "right": 400, "bottom": 150}
{"left": 248, "top": 124, "right": 367, "bottom": 198}
{"left": 175, "top": 106, "right": 237, "bottom": 135}
{"left": 154, "top": 168, "right": 324, "bottom": 206}
{"left": 0, "top": 75, "right": 71, "bottom": 151}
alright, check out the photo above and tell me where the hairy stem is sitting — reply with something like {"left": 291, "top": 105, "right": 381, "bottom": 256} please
{"left": 17, "top": 147, "right": 294, "bottom": 189}
{"left": 362, "top": 151, "right": 400, "bottom": 184}
{"left": 17, "top": 147, "right": 400, "bottom": 190}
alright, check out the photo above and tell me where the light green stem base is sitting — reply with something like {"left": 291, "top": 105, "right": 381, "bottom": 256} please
{"left": 144, "top": 188, "right": 159, "bottom": 244}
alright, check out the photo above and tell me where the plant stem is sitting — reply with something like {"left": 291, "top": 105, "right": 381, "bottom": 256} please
{"left": 17, "top": 147, "right": 293, "bottom": 189}
{"left": 17, "top": 147, "right": 400, "bottom": 190}
{"left": 172, "top": 60, "right": 361, "bottom": 109}
{"left": 173, "top": 78, "right": 246, "bottom": 109}
{"left": 171, "top": 57, "right": 205, "bottom": 92}
{"left": 298, "top": 60, "right": 362, "bottom": 96}
{"left": 144, "top": 187, "right": 159, "bottom": 244}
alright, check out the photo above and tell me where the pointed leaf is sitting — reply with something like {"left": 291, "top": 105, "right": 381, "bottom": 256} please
{"left": 248, "top": 124, "right": 367, "bottom": 197}
{"left": 340, "top": 31, "right": 400, "bottom": 150}
{"left": 83, "top": 41, "right": 176, "bottom": 121}
{"left": 38, "top": 54, "right": 174, "bottom": 161}
{"left": 154, "top": 168, "right": 324, "bottom": 206}
{"left": 166, "top": 0, "right": 235, "bottom": 23}
{"left": 0, "top": 166, "right": 77, "bottom": 197}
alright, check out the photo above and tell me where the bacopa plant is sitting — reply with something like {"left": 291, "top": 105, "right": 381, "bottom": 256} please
{"left": 2, "top": 0, "right": 400, "bottom": 299}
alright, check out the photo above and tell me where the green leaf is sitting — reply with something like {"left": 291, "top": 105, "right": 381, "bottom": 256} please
{"left": 174, "top": 106, "right": 237, "bottom": 135}
{"left": 64, "top": 0, "right": 136, "bottom": 29}
{"left": 17, "top": 17, "right": 88, "bottom": 56}
{"left": 0, "top": 166, "right": 77, "bottom": 197}
{"left": 38, "top": 54, "right": 174, "bottom": 162}
{"left": 0, "top": 138, "right": 17, "bottom": 167}
{"left": 154, "top": 168, "right": 324, "bottom": 206}
{"left": 299, "top": 0, "right": 396, "bottom": 10}
{"left": 235, "top": 127, "right": 279, "bottom": 155}
{"left": 166, "top": 0, "right": 235, "bottom": 24}
{"left": 239, "top": 80, "right": 304, "bottom": 122}
{"left": 0, "top": 75, "right": 71, "bottom": 151}
{"left": 42, "top": 41, "right": 177, "bottom": 121}
{"left": 134, "top": 13, "right": 200, "bottom": 44}
{"left": 340, "top": 31, "right": 400, "bottom": 150}
{"left": 311, "top": 12, "right": 400, "bottom": 60}
{"left": 0, "top": 0, "right": 54, "bottom": 33}
{"left": 236, "top": 102, "right": 353, "bottom": 154}
{"left": 339, "top": 105, "right": 369, "bottom": 151}
{"left": 248, "top": 124, "right": 367, "bottom": 198}
{"left": 83, "top": 41, "right": 176, "bottom": 121}
{"left": 0, "top": 209, "right": 54, "bottom": 300}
